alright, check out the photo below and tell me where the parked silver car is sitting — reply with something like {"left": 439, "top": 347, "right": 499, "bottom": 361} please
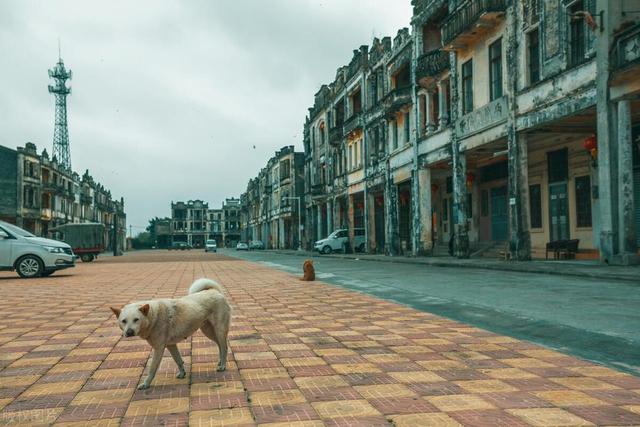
{"left": 0, "top": 220, "right": 75, "bottom": 278}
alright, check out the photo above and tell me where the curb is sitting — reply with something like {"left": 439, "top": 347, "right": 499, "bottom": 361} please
{"left": 272, "top": 250, "right": 640, "bottom": 283}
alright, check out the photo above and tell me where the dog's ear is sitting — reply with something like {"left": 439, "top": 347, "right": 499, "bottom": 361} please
{"left": 139, "top": 304, "right": 150, "bottom": 316}
{"left": 110, "top": 307, "right": 121, "bottom": 318}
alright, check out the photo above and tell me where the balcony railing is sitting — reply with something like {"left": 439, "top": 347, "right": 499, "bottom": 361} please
{"left": 613, "top": 23, "right": 640, "bottom": 71}
{"left": 416, "top": 49, "right": 450, "bottom": 81}
{"left": 80, "top": 194, "right": 92, "bottom": 204}
{"left": 329, "top": 126, "right": 343, "bottom": 145}
{"left": 311, "top": 183, "right": 324, "bottom": 196}
{"left": 384, "top": 86, "right": 413, "bottom": 115}
{"left": 343, "top": 112, "right": 363, "bottom": 134}
{"left": 442, "top": 0, "right": 506, "bottom": 47}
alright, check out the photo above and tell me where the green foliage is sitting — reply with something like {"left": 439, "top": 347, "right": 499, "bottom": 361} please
{"left": 131, "top": 232, "right": 154, "bottom": 249}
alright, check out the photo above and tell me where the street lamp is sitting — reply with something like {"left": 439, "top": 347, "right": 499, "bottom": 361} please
{"left": 282, "top": 196, "right": 302, "bottom": 251}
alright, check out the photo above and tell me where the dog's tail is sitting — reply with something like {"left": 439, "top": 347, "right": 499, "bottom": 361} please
{"left": 189, "top": 278, "right": 224, "bottom": 295}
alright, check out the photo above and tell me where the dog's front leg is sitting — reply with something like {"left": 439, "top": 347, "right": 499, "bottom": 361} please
{"left": 167, "top": 344, "right": 186, "bottom": 379}
{"left": 138, "top": 345, "right": 164, "bottom": 390}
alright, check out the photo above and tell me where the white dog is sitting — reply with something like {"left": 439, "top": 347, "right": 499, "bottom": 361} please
{"left": 110, "top": 278, "right": 231, "bottom": 390}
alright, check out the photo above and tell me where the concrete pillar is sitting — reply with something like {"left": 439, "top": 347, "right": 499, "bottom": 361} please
{"left": 507, "top": 133, "right": 532, "bottom": 260}
{"left": 366, "top": 191, "right": 376, "bottom": 252}
{"left": 417, "top": 167, "right": 433, "bottom": 254}
{"left": 617, "top": 100, "right": 639, "bottom": 259}
{"left": 316, "top": 205, "right": 323, "bottom": 240}
{"left": 326, "top": 201, "right": 333, "bottom": 235}
{"left": 425, "top": 91, "right": 436, "bottom": 133}
{"left": 347, "top": 194, "right": 355, "bottom": 253}
{"left": 438, "top": 80, "right": 449, "bottom": 128}
{"left": 385, "top": 178, "right": 399, "bottom": 255}
{"left": 452, "top": 150, "right": 469, "bottom": 258}
{"left": 278, "top": 217, "right": 285, "bottom": 249}
{"left": 416, "top": 94, "right": 426, "bottom": 138}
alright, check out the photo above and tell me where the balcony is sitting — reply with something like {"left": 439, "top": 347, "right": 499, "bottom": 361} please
{"left": 456, "top": 96, "right": 508, "bottom": 139}
{"left": 311, "top": 182, "right": 325, "bottom": 196}
{"left": 613, "top": 23, "right": 640, "bottom": 74}
{"left": 80, "top": 194, "right": 92, "bottom": 204}
{"left": 328, "top": 126, "right": 343, "bottom": 146}
{"left": 416, "top": 50, "right": 450, "bottom": 84}
{"left": 384, "top": 86, "right": 413, "bottom": 116}
{"left": 343, "top": 112, "right": 363, "bottom": 135}
{"left": 441, "top": 0, "right": 506, "bottom": 49}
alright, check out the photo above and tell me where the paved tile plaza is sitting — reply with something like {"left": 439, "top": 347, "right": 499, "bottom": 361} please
{"left": 1, "top": 251, "right": 640, "bottom": 426}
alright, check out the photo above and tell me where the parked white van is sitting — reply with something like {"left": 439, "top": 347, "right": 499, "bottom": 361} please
{"left": 314, "top": 228, "right": 365, "bottom": 254}
{"left": 0, "top": 220, "right": 75, "bottom": 278}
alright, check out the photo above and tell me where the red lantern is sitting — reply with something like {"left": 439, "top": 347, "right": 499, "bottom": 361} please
{"left": 465, "top": 173, "right": 475, "bottom": 189}
{"left": 583, "top": 136, "right": 597, "bottom": 151}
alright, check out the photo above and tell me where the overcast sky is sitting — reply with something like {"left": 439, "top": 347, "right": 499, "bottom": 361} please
{"left": 0, "top": 1, "right": 412, "bottom": 235}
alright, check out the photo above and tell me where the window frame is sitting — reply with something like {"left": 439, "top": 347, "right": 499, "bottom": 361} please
{"left": 574, "top": 175, "right": 592, "bottom": 228}
{"left": 489, "top": 38, "right": 503, "bottom": 101}
{"left": 461, "top": 59, "right": 474, "bottom": 114}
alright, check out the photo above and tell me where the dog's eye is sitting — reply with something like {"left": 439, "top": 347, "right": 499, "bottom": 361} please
{"left": 133, "top": 318, "right": 139, "bottom": 322}
{"left": 121, "top": 320, "right": 126, "bottom": 324}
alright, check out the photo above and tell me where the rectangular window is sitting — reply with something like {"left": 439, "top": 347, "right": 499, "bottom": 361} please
{"left": 575, "top": 175, "right": 592, "bottom": 227}
{"left": 489, "top": 38, "right": 503, "bottom": 101}
{"left": 404, "top": 112, "right": 410, "bottom": 144}
{"left": 569, "top": 0, "right": 586, "bottom": 67}
{"left": 528, "top": 29, "right": 540, "bottom": 84}
{"left": 462, "top": 59, "right": 473, "bottom": 114}
{"left": 529, "top": 184, "right": 542, "bottom": 228}
{"left": 481, "top": 190, "right": 489, "bottom": 216}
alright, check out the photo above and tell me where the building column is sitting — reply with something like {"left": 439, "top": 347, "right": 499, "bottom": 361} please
{"left": 366, "top": 191, "right": 376, "bottom": 252}
{"left": 316, "top": 205, "right": 322, "bottom": 241}
{"left": 347, "top": 194, "right": 355, "bottom": 252}
{"left": 437, "top": 80, "right": 449, "bottom": 128}
{"left": 507, "top": 133, "right": 532, "bottom": 260}
{"left": 617, "top": 100, "right": 639, "bottom": 260}
{"left": 417, "top": 167, "right": 433, "bottom": 254}
{"left": 326, "top": 201, "right": 333, "bottom": 235}
{"left": 385, "top": 178, "right": 399, "bottom": 255}
{"left": 425, "top": 91, "right": 436, "bottom": 133}
{"left": 452, "top": 150, "right": 469, "bottom": 258}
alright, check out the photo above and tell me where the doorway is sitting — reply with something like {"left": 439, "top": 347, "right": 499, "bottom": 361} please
{"left": 490, "top": 186, "right": 508, "bottom": 241}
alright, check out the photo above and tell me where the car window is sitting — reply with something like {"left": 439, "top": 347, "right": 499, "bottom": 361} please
{"left": 0, "top": 222, "right": 35, "bottom": 238}
{"left": 336, "top": 231, "right": 348, "bottom": 238}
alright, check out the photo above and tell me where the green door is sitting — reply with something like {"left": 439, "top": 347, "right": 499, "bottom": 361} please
{"left": 490, "top": 186, "right": 508, "bottom": 241}
{"left": 549, "top": 182, "right": 569, "bottom": 241}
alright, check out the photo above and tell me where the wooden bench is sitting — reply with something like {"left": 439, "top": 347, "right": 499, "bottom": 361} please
{"left": 546, "top": 239, "right": 580, "bottom": 260}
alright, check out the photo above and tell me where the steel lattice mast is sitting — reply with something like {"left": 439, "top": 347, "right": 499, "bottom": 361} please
{"left": 48, "top": 52, "right": 72, "bottom": 171}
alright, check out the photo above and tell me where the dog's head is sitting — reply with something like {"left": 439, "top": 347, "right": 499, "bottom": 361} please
{"left": 303, "top": 259, "right": 313, "bottom": 270}
{"left": 110, "top": 304, "right": 150, "bottom": 338}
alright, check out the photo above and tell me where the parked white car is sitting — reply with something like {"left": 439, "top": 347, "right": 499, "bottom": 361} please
{"left": 0, "top": 220, "right": 75, "bottom": 278}
{"left": 205, "top": 239, "right": 217, "bottom": 253}
{"left": 314, "top": 228, "right": 365, "bottom": 254}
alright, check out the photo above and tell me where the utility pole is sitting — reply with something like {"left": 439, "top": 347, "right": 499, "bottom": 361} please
{"left": 129, "top": 224, "right": 132, "bottom": 239}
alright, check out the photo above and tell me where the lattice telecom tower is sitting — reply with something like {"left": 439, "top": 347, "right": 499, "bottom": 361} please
{"left": 48, "top": 50, "right": 73, "bottom": 170}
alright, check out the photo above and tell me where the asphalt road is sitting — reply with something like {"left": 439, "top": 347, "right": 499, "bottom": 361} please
{"left": 222, "top": 248, "right": 640, "bottom": 375}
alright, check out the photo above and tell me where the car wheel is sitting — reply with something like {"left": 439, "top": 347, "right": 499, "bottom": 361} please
{"left": 80, "top": 254, "right": 93, "bottom": 262}
{"left": 322, "top": 245, "right": 332, "bottom": 255}
{"left": 16, "top": 255, "right": 44, "bottom": 278}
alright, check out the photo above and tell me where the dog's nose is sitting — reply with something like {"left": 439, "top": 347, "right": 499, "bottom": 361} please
{"left": 126, "top": 329, "right": 134, "bottom": 337}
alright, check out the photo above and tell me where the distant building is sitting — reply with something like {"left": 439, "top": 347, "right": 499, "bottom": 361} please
{"left": 0, "top": 142, "right": 127, "bottom": 252}
{"left": 240, "top": 146, "right": 305, "bottom": 249}
{"left": 170, "top": 198, "right": 242, "bottom": 248}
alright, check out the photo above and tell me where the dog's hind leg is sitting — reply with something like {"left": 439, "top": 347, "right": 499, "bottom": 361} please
{"left": 167, "top": 345, "right": 186, "bottom": 379}
{"left": 213, "top": 320, "right": 229, "bottom": 372}
{"left": 201, "top": 319, "right": 228, "bottom": 372}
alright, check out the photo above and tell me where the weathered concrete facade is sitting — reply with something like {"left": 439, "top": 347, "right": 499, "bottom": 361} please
{"left": 240, "top": 146, "right": 305, "bottom": 249}
{"left": 0, "top": 142, "right": 127, "bottom": 252}
{"left": 297, "top": 0, "right": 640, "bottom": 263}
